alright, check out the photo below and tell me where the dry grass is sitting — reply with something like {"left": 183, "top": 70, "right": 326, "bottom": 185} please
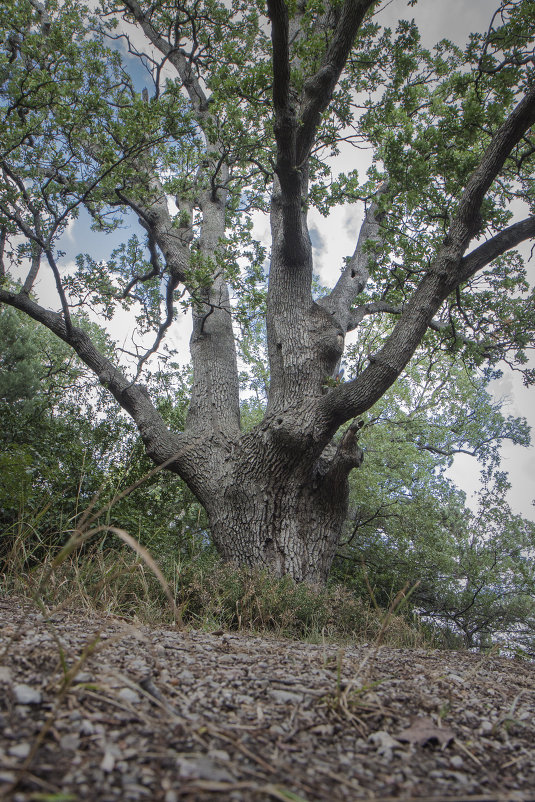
{"left": 1, "top": 515, "right": 429, "bottom": 650}
{"left": 0, "top": 460, "right": 435, "bottom": 649}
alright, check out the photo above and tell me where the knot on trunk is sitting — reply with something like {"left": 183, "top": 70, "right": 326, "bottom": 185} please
{"left": 335, "top": 418, "right": 364, "bottom": 470}
{"left": 313, "top": 419, "right": 364, "bottom": 489}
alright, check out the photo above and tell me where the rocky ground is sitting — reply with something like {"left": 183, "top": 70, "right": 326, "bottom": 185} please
{"left": 1, "top": 594, "right": 534, "bottom": 801}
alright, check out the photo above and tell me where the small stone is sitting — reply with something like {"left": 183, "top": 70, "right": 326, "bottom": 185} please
{"left": 368, "top": 731, "right": 402, "bottom": 754}
{"left": 480, "top": 720, "right": 493, "bottom": 734}
{"left": 451, "top": 755, "right": 464, "bottom": 769}
{"left": 80, "top": 719, "right": 95, "bottom": 735}
{"left": 178, "top": 669, "right": 194, "bottom": 681}
{"left": 118, "top": 687, "right": 140, "bottom": 704}
{"left": 268, "top": 689, "right": 303, "bottom": 704}
{"left": 8, "top": 743, "right": 31, "bottom": 759}
{"left": 100, "top": 750, "right": 115, "bottom": 772}
{"left": 13, "top": 684, "right": 41, "bottom": 705}
{"left": 60, "top": 733, "right": 80, "bottom": 751}
{"left": 176, "top": 755, "right": 236, "bottom": 783}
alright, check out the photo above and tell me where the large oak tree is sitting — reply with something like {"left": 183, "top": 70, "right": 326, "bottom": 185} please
{"left": 1, "top": 0, "right": 534, "bottom": 581}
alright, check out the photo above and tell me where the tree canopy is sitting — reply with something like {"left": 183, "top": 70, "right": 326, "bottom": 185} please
{"left": 0, "top": 0, "right": 534, "bottom": 583}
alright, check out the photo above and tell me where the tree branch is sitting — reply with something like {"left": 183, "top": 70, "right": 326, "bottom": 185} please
{"left": 448, "top": 84, "right": 535, "bottom": 257}
{"left": 346, "top": 299, "right": 400, "bottom": 330}
{"left": 133, "top": 272, "right": 180, "bottom": 380}
{"left": 459, "top": 215, "right": 535, "bottom": 283}
{"left": 22, "top": 242, "right": 42, "bottom": 295}
{"left": 296, "top": 0, "right": 376, "bottom": 165}
{"left": 346, "top": 300, "right": 478, "bottom": 351}
{"left": 315, "top": 85, "right": 535, "bottom": 435}
{"left": 0, "top": 285, "right": 193, "bottom": 469}
{"left": 318, "top": 181, "right": 388, "bottom": 329}
{"left": 267, "top": 0, "right": 291, "bottom": 121}
{"left": 120, "top": 0, "right": 209, "bottom": 116}
{"left": 0, "top": 226, "right": 6, "bottom": 278}
{"left": 267, "top": 0, "right": 301, "bottom": 209}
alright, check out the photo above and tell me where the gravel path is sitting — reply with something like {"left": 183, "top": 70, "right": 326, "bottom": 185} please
{"left": 1, "top": 595, "right": 534, "bottom": 801}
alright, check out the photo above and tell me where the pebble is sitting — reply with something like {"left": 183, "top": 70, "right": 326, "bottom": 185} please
{"left": 118, "top": 687, "right": 141, "bottom": 703}
{"left": 80, "top": 718, "right": 95, "bottom": 735}
{"left": 8, "top": 743, "right": 31, "bottom": 759}
{"left": 177, "top": 669, "right": 194, "bottom": 681}
{"left": 101, "top": 750, "right": 116, "bottom": 772}
{"left": 13, "top": 684, "right": 42, "bottom": 705}
{"left": 368, "top": 731, "right": 401, "bottom": 753}
{"left": 60, "top": 733, "right": 80, "bottom": 751}
{"left": 268, "top": 689, "right": 303, "bottom": 704}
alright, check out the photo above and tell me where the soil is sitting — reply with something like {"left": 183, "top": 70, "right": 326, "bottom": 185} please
{"left": 1, "top": 594, "right": 534, "bottom": 802}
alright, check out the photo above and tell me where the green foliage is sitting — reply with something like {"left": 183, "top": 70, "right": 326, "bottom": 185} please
{"left": 0, "top": 305, "right": 114, "bottom": 533}
{"left": 331, "top": 340, "right": 535, "bottom": 653}
{"left": 0, "top": 305, "right": 205, "bottom": 565}
{"left": 337, "top": 475, "right": 535, "bottom": 655}
{"left": 2, "top": 0, "right": 532, "bottom": 376}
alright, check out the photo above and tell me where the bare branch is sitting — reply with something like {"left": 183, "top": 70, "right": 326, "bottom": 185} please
{"left": 0, "top": 227, "right": 6, "bottom": 278}
{"left": 133, "top": 274, "right": 180, "bottom": 379}
{"left": 22, "top": 242, "right": 41, "bottom": 295}
{"left": 347, "top": 300, "right": 477, "bottom": 351}
{"left": 267, "top": 0, "right": 291, "bottom": 117}
{"left": 346, "top": 299, "right": 400, "bottom": 330}
{"left": 267, "top": 0, "right": 293, "bottom": 173}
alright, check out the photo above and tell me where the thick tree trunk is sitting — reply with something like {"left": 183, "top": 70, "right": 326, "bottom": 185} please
{"left": 207, "top": 468, "right": 349, "bottom": 583}
{"left": 198, "top": 419, "right": 364, "bottom": 583}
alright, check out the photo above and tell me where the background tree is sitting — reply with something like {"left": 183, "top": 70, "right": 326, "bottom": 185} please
{"left": 330, "top": 340, "right": 535, "bottom": 652}
{"left": 0, "top": 304, "right": 206, "bottom": 566}
{"left": 0, "top": 0, "right": 534, "bottom": 582}
{"left": 0, "top": 303, "right": 117, "bottom": 538}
